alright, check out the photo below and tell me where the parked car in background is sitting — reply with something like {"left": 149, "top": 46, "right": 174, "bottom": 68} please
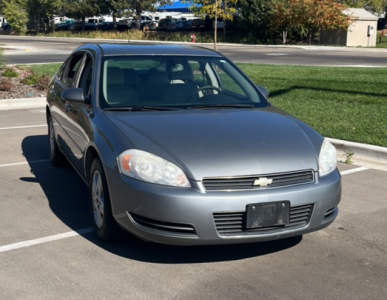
{"left": 85, "top": 18, "right": 103, "bottom": 31}
{"left": 139, "top": 16, "right": 153, "bottom": 26}
{"left": 181, "top": 20, "right": 193, "bottom": 31}
{"left": 158, "top": 18, "right": 176, "bottom": 31}
{"left": 148, "top": 21, "right": 159, "bottom": 31}
{"left": 46, "top": 44, "right": 341, "bottom": 245}
{"left": 69, "top": 21, "right": 82, "bottom": 32}
{"left": 191, "top": 18, "right": 205, "bottom": 30}
{"left": 0, "top": 22, "right": 11, "bottom": 31}
{"left": 69, "top": 21, "right": 97, "bottom": 32}
{"left": 118, "top": 18, "right": 136, "bottom": 30}
{"left": 174, "top": 20, "right": 186, "bottom": 31}
{"left": 56, "top": 20, "right": 74, "bottom": 31}
{"left": 98, "top": 22, "right": 114, "bottom": 31}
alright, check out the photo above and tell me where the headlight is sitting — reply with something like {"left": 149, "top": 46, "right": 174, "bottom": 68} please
{"left": 118, "top": 149, "right": 190, "bottom": 187}
{"left": 318, "top": 139, "right": 337, "bottom": 177}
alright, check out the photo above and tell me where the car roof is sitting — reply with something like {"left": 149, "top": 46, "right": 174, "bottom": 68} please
{"left": 76, "top": 44, "right": 223, "bottom": 57}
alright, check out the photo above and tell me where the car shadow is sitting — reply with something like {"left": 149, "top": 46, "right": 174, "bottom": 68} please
{"left": 269, "top": 85, "right": 387, "bottom": 99}
{"left": 22, "top": 134, "right": 303, "bottom": 264}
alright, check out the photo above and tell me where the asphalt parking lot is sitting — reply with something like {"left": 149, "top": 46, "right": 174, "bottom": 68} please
{"left": 1, "top": 107, "right": 386, "bottom": 300}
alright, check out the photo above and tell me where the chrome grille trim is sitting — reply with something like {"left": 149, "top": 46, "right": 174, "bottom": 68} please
{"left": 203, "top": 170, "right": 314, "bottom": 191}
{"left": 213, "top": 204, "right": 314, "bottom": 236}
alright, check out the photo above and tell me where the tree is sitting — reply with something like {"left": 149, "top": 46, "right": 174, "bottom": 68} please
{"left": 339, "top": 0, "right": 386, "bottom": 13}
{"left": 26, "top": 0, "right": 63, "bottom": 32}
{"left": 189, "top": 0, "right": 239, "bottom": 49}
{"left": 271, "top": 0, "right": 352, "bottom": 45}
{"left": 63, "top": 0, "right": 109, "bottom": 31}
{"left": 2, "top": 0, "right": 29, "bottom": 35}
{"left": 238, "top": 0, "right": 274, "bottom": 43}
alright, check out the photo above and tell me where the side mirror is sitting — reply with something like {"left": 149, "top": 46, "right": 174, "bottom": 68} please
{"left": 61, "top": 88, "right": 86, "bottom": 104}
{"left": 257, "top": 85, "right": 269, "bottom": 98}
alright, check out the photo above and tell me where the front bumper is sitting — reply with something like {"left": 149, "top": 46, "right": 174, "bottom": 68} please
{"left": 106, "top": 168, "right": 341, "bottom": 246}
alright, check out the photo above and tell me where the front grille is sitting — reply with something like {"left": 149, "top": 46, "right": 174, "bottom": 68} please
{"left": 130, "top": 213, "right": 197, "bottom": 237}
{"left": 213, "top": 204, "right": 314, "bottom": 236}
{"left": 203, "top": 170, "right": 314, "bottom": 191}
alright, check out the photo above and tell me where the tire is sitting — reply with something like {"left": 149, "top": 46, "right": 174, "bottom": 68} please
{"left": 48, "top": 114, "right": 66, "bottom": 166}
{"left": 89, "top": 157, "right": 120, "bottom": 242}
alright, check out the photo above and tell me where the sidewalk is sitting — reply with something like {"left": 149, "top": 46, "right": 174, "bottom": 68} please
{"left": 0, "top": 97, "right": 386, "bottom": 171}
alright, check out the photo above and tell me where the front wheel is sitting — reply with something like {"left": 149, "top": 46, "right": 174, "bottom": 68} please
{"left": 89, "top": 158, "right": 119, "bottom": 242}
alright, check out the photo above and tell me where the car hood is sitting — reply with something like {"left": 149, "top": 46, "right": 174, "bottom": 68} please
{"left": 106, "top": 107, "right": 322, "bottom": 180}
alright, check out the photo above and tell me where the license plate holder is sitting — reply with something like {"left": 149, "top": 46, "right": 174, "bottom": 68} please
{"left": 245, "top": 201, "right": 290, "bottom": 229}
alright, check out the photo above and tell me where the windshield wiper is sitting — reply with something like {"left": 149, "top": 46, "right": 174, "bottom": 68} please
{"left": 104, "top": 106, "right": 181, "bottom": 111}
{"left": 186, "top": 104, "right": 256, "bottom": 110}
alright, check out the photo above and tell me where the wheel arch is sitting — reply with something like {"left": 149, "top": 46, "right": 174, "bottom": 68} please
{"left": 84, "top": 145, "right": 101, "bottom": 184}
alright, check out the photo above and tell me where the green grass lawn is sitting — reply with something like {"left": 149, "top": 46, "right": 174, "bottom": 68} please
{"left": 21, "top": 63, "right": 387, "bottom": 147}
{"left": 376, "top": 31, "right": 387, "bottom": 48}
{"left": 239, "top": 64, "right": 387, "bottom": 147}
{"left": 19, "top": 63, "right": 62, "bottom": 77}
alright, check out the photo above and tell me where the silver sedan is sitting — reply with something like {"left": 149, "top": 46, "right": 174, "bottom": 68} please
{"left": 46, "top": 44, "right": 341, "bottom": 245}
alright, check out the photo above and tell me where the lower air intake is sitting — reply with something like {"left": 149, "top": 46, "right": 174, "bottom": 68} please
{"left": 130, "top": 213, "right": 198, "bottom": 237}
{"left": 213, "top": 204, "right": 314, "bottom": 236}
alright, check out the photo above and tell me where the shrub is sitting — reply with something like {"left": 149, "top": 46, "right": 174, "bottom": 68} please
{"left": 0, "top": 78, "right": 13, "bottom": 91}
{"left": 3, "top": 67, "right": 19, "bottom": 78}
{"left": 21, "top": 73, "right": 41, "bottom": 85}
{"left": 36, "top": 74, "right": 50, "bottom": 91}
{"left": 20, "top": 71, "right": 49, "bottom": 91}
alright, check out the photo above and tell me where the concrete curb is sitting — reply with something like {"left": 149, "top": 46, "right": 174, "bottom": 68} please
{"left": 0, "top": 97, "right": 46, "bottom": 110}
{"left": 327, "top": 138, "right": 387, "bottom": 171}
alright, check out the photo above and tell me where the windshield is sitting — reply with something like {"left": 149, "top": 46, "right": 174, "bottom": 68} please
{"left": 99, "top": 55, "right": 267, "bottom": 110}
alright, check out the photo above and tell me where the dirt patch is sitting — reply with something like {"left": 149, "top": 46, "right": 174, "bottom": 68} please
{"left": 0, "top": 67, "right": 47, "bottom": 99}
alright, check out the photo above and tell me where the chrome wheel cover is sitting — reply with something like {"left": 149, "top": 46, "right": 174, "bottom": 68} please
{"left": 92, "top": 170, "right": 105, "bottom": 229}
{"left": 49, "top": 119, "right": 55, "bottom": 158}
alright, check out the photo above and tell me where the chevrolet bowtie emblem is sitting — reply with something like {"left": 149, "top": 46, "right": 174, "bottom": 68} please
{"left": 253, "top": 177, "right": 273, "bottom": 187}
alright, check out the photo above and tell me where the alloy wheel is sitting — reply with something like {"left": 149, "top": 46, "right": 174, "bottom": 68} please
{"left": 92, "top": 170, "right": 105, "bottom": 229}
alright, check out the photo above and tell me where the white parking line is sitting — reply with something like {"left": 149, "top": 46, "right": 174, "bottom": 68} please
{"left": 0, "top": 228, "right": 93, "bottom": 253}
{"left": 0, "top": 159, "right": 50, "bottom": 168}
{"left": 340, "top": 167, "right": 369, "bottom": 175}
{"left": 0, "top": 124, "right": 47, "bottom": 130}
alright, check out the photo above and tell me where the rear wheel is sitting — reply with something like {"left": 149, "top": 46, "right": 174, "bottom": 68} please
{"left": 48, "top": 114, "right": 66, "bottom": 166}
{"left": 90, "top": 157, "right": 119, "bottom": 242}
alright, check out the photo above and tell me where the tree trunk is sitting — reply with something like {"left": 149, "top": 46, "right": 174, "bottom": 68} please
{"left": 282, "top": 31, "right": 287, "bottom": 44}
{"left": 135, "top": 10, "right": 141, "bottom": 30}
{"left": 214, "top": 0, "right": 218, "bottom": 51}
{"left": 113, "top": 13, "right": 117, "bottom": 30}
{"left": 223, "top": 0, "right": 227, "bottom": 41}
{"left": 308, "top": 27, "right": 312, "bottom": 45}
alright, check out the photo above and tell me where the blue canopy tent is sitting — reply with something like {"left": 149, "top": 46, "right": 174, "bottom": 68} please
{"left": 157, "top": 1, "right": 201, "bottom": 13}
